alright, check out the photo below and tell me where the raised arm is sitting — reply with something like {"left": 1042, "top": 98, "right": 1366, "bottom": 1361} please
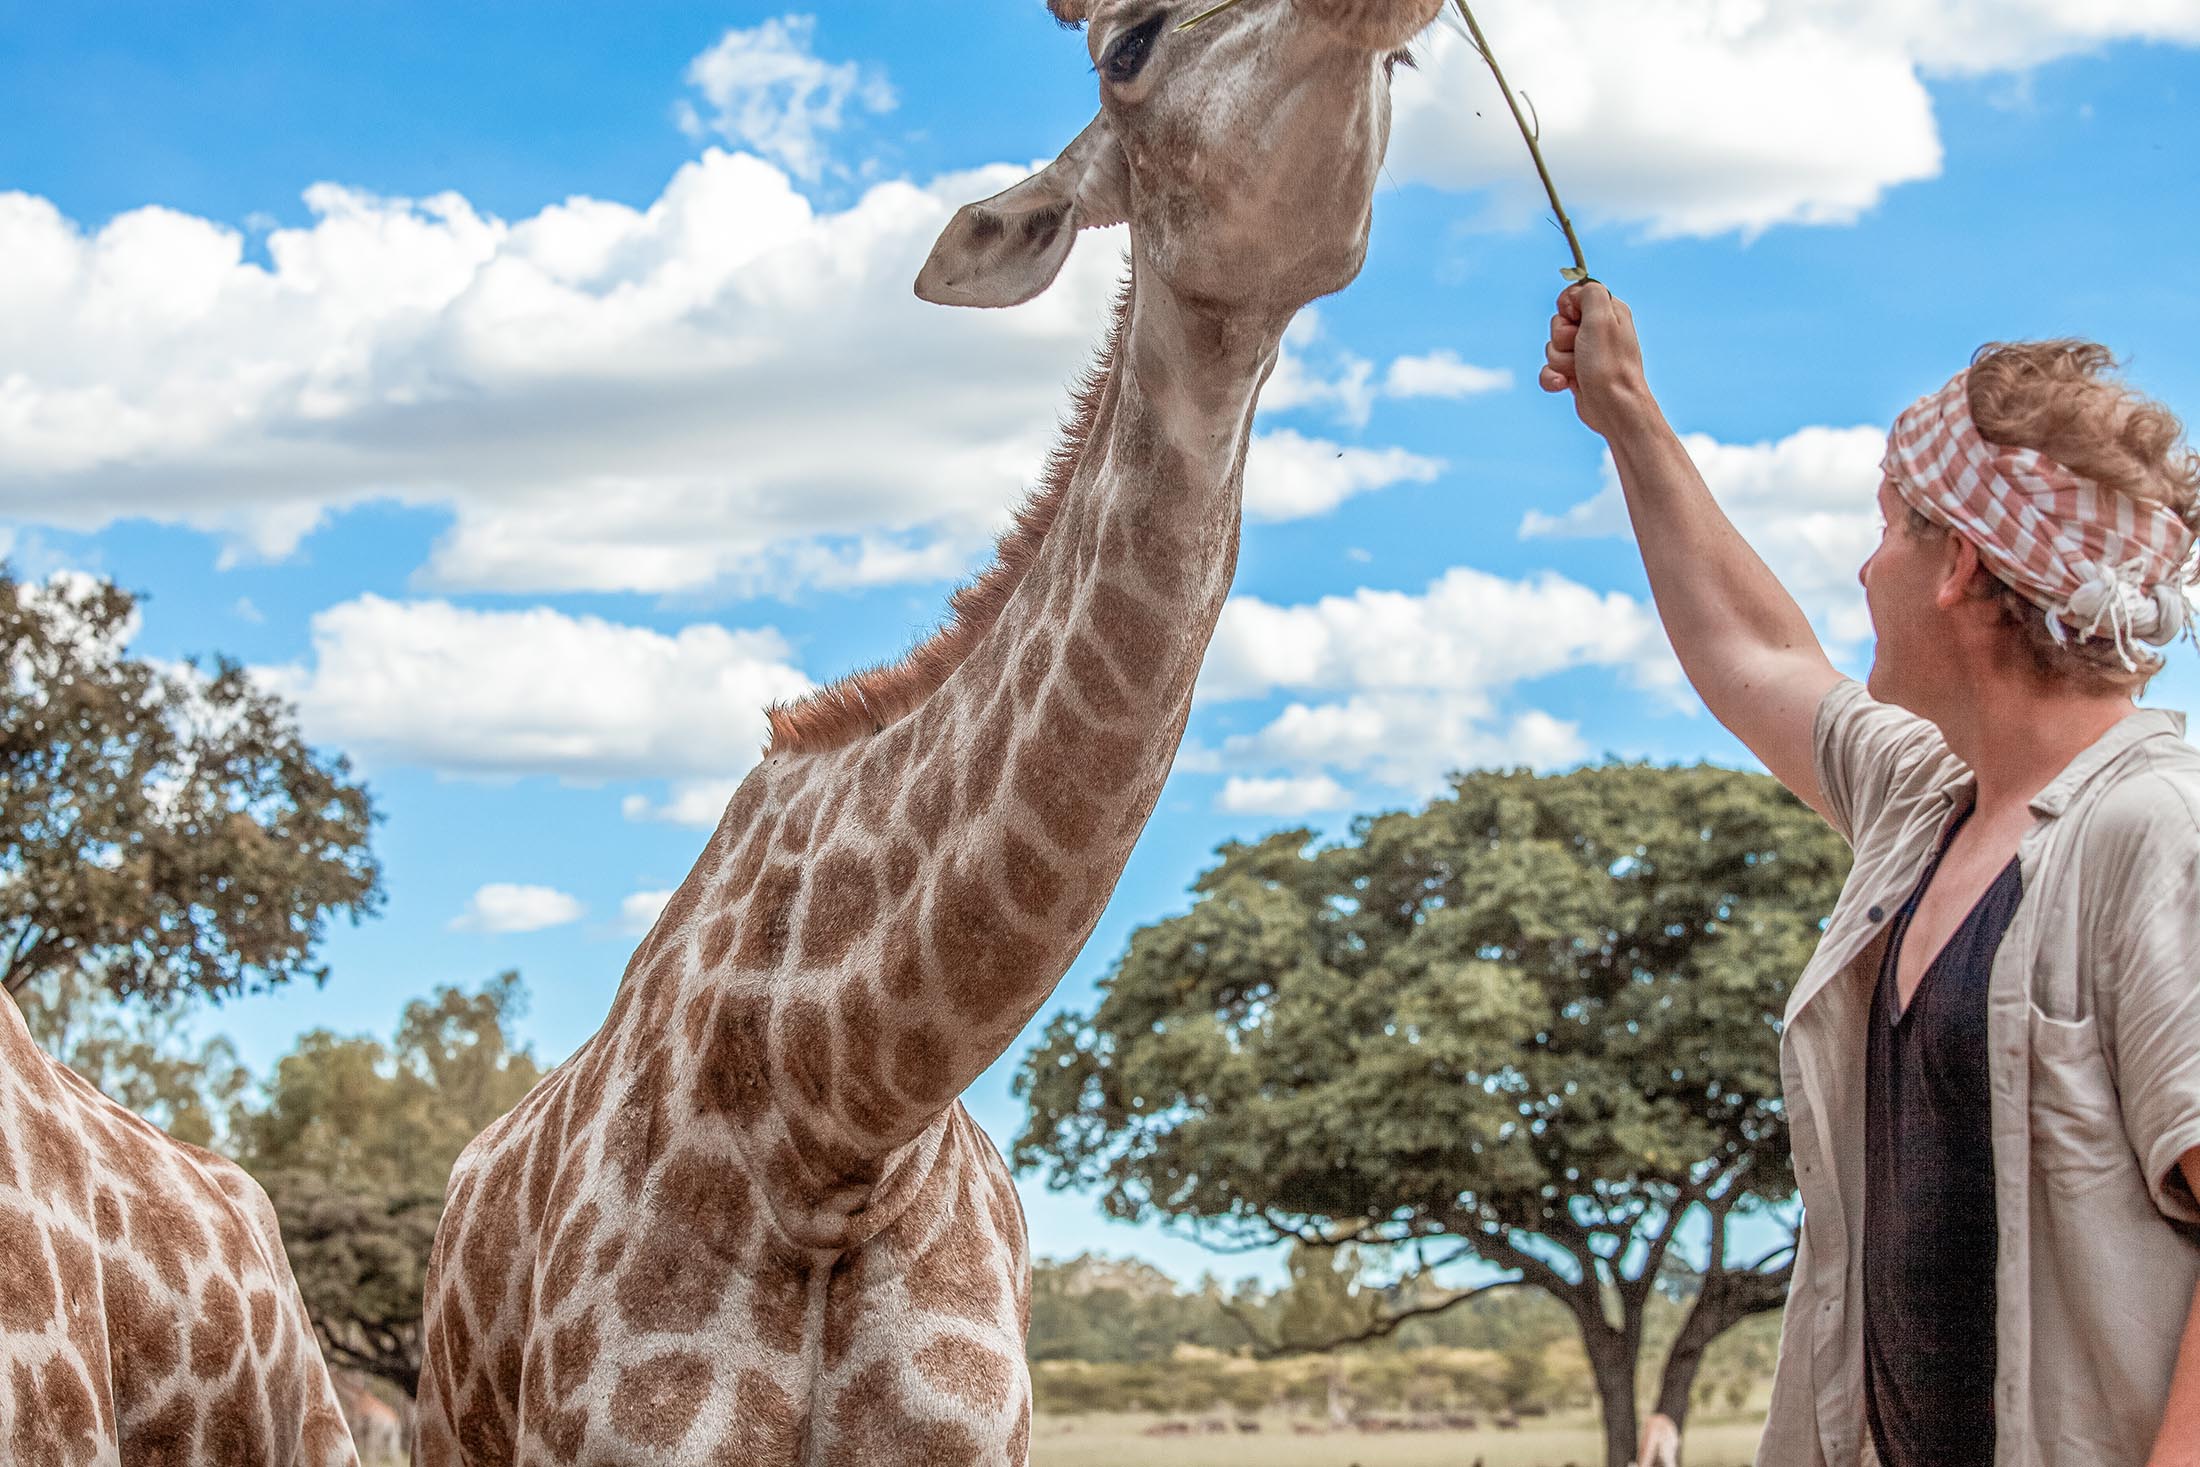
{"left": 1541, "top": 282, "right": 1843, "bottom": 816}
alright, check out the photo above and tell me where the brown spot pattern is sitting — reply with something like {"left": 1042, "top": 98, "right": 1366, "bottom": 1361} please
{"left": 915, "top": 1334, "right": 1017, "bottom": 1412}
{"left": 799, "top": 850, "right": 881, "bottom": 967}
{"left": 1011, "top": 745, "right": 1101, "bottom": 852}
{"left": 0, "top": 1207, "right": 55, "bottom": 1330}
{"left": 608, "top": 1351, "right": 713, "bottom": 1449}
{"left": 653, "top": 1150, "right": 756, "bottom": 1259}
{"left": 930, "top": 861, "right": 1043, "bottom": 1020}
{"left": 734, "top": 865, "right": 802, "bottom": 969}
{"left": 781, "top": 1000, "right": 835, "bottom": 1110}
{"left": 722, "top": 1369, "right": 802, "bottom": 1460}
{"left": 189, "top": 1281, "right": 245, "bottom": 1380}
{"left": 614, "top": 1227, "right": 730, "bottom": 1335}
{"left": 906, "top": 1204, "right": 1005, "bottom": 1326}
{"left": 891, "top": 1027, "right": 955, "bottom": 1106}
{"left": 748, "top": 1248, "right": 811, "bottom": 1355}
{"left": 695, "top": 992, "right": 774, "bottom": 1121}
{"left": 908, "top": 756, "right": 956, "bottom": 849}
{"left": 1001, "top": 832, "right": 1064, "bottom": 918}
{"left": 831, "top": 1361, "right": 981, "bottom": 1465}
{"left": 1091, "top": 582, "right": 1168, "bottom": 686}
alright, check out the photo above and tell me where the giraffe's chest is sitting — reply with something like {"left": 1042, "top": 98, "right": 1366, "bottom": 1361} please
{"left": 516, "top": 1104, "right": 1034, "bottom": 1466}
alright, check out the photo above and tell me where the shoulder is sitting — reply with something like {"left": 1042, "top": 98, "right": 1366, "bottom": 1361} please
{"left": 1814, "top": 680, "right": 1963, "bottom": 844}
{"left": 2085, "top": 735, "right": 2200, "bottom": 849}
{"left": 2073, "top": 731, "right": 2200, "bottom": 911}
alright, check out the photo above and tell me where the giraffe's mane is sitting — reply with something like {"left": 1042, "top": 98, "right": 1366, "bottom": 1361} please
{"left": 763, "top": 278, "right": 1134, "bottom": 757}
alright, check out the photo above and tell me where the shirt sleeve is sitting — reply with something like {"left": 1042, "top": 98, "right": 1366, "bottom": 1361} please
{"left": 2096, "top": 830, "right": 2200, "bottom": 1226}
{"left": 1810, "top": 679, "right": 1954, "bottom": 848}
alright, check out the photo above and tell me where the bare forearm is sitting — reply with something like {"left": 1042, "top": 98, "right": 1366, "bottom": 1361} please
{"left": 2152, "top": 1156, "right": 2200, "bottom": 1465}
{"left": 2152, "top": 1274, "right": 2200, "bottom": 1465}
{"left": 1541, "top": 283, "right": 1841, "bottom": 807}
{"left": 1604, "top": 405, "right": 1838, "bottom": 774}
{"left": 1606, "top": 405, "right": 1823, "bottom": 685}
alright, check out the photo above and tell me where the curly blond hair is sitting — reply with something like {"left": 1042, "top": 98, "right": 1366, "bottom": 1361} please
{"left": 1904, "top": 339, "right": 2200, "bottom": 691}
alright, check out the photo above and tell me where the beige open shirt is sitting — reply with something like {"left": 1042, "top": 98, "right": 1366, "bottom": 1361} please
{"left": 1758, "top": 680, "right": 2200, "bottom": 1466}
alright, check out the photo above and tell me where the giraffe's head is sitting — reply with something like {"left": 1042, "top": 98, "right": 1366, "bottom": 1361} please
{"left": 918, "top": 0, "right": 1443, "bottom": 315}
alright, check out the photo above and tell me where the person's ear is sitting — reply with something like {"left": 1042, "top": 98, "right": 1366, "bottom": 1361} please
{"left": 1935, "top": 532, "right": 1986, "bottom": 610}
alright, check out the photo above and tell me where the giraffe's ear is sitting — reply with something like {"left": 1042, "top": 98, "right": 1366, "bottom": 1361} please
{"left": 915, "top": 113, "right": 1128, "bottom": 309}
{"left": 1047, "top": 0, "right": 1094, "bottom": 21}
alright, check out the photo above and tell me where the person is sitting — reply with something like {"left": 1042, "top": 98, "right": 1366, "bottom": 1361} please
{"left": 1541, "top": 281, "right": 2200, "bottom": 1467}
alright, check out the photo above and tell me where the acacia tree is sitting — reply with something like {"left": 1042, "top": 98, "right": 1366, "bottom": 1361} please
{"left": 235, "top": 975, "right": 543, "bottom": 1398}
{"left": 1015, "top": 763, "right": 1849, "bottom": 1467}
{"left": 1, "top": 569, "right": 381, "bottom": 1008}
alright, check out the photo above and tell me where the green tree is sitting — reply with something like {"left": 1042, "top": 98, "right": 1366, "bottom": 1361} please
{"left": 235, "top": 974, "right": 542, "bottom": 1397}
{"left": 1233, "top": 1243, "right": 1386, "bottom": 1425}
{"left": 1, "top": 569, "right": 381, "bottom": 1008}
{"left": 1030, "top": 1255, "right": 1201, "bottom": 1363}
{"left": 1015, "top": 763, "right": 1848, "bottom": 1467}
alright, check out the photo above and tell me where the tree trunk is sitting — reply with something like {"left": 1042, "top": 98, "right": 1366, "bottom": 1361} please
{"left": 1581, "top": 1322, "right": 1641, "bottom": 1467}
{"left": 1325, "top": 1356, "right": 1351, "bottom": 1429}
{"left": 1651, "top": 1260, "right": 1795, "bottom": 1431}
{"left": 1652, "top": 1301, "right": 1717, "bottom": 1430}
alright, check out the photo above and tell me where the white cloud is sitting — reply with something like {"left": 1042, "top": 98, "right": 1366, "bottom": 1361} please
{"left": 1521, "top": 424, "right": 1885, "bottom": 646}
{"left": 0, "top": 151, "right": 1430, "bottom": 596}
{"left": 1243, "top": 431, "right": 1443, "bottom": 522}
{"left": 1215, "top": 774, "right": 1353, "bottom": 817}
{"left": 1389, "top": 0, "right": 2200, "bottom": 239}
{"left": 452, "top": 883, "right": 585, "bottom": 934}
{"left": 1223, "top": 695, "right": 1587, "bottom": 793}
{"left": 1201, "top": 566, "right": 1679, "bottom": 704}
{"left": 621, "top": 778, "right": 747, "bottom": 828}
{"left": 1195, "top": 565, "right": 1682, "bottom": 797}
{"left": 1262, "top": 308, "right": 1379, "bottom": 427}
{"left": 674, "top": 15, "right": 896, "bottom": 181}
{"left": 620, "top": 889, "right": 676, "bottom": 935}
{"left": 1262, "top": 312, "right": 1510, "bottom": 427}
{"left": 260, "top": 596, "right": 814, "bottom": 782}
{"left": 1383, "top": 351, "right": 1513, "bottom": 400}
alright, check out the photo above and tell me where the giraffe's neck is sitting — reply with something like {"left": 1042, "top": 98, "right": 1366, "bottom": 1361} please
{"left": 619, "top": 262, "right": 1286, "bottom": 1245}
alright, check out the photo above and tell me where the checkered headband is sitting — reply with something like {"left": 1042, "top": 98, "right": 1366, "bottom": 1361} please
{"left": 1882, "top": 371, "right": 2198, "bottom": 670}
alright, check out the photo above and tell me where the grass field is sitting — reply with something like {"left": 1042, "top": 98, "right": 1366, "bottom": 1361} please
{"left": 1031, "top": 1410, "right": 1766, "bottom": 1467}
{"left": 367, "top": 1409, "right": 1765, "bottom": 1466}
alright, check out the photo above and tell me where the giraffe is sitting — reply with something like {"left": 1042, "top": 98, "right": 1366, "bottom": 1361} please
{"left": 0, "top": 992, "right": 357, "bottom": 1465}
{"left": 415, "top": 0, "right": 1443, "bottom": 1461}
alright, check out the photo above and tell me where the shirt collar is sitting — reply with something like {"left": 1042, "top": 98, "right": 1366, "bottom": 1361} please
{"left": 2026, "top": 706, "right": 2188, "bottom": 819}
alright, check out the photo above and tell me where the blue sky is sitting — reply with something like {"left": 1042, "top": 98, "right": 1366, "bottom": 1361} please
{"left": 6, "top": 1, "right": 2199, "bottom": 1285}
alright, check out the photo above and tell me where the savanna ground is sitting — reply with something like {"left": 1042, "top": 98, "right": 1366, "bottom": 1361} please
{"left": 360, "top": 1409, "right": 1766, "bottom": 1467}
{"left": 1031, "top": 1407, "right": 1765, "bottom": 1467}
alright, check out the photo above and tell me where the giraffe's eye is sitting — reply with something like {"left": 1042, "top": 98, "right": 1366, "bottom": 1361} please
{"left": 1102, "top": 13, "right": 1167, "bottom": 84}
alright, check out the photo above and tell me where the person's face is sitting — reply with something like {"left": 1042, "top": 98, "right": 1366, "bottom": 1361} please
{"left": 1858, "top": 478, "right": 1958, "bottom": 710}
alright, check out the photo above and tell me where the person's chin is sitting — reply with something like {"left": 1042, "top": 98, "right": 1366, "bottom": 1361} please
{"left": 1864, "top": 657, "right": 1902, "bottom": 709}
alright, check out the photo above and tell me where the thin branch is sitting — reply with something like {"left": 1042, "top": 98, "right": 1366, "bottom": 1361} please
{"left": 1452, "top": 0, "right": 1591, "bottom": 282}
{"left": 1234, "top": 1276, "right": 1534, "bottom": 1360}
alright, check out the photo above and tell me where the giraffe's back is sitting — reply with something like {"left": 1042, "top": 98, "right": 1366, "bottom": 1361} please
{"left": 418, "top": 1027, "right": 1036, "bottom": 1467}
{"left": 0, "top": 1012, "right": 356, "bottom": 1466}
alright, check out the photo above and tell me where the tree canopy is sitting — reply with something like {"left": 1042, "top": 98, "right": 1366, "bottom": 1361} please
{"left": 1015, "top": 762, "right": 1849, "bottom": 1466}
{"left": 235, "top": 974, "right": 543, "bottom": 1397}
{"left": 1, "top": 569, "right": 381, "bottom": 1008}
